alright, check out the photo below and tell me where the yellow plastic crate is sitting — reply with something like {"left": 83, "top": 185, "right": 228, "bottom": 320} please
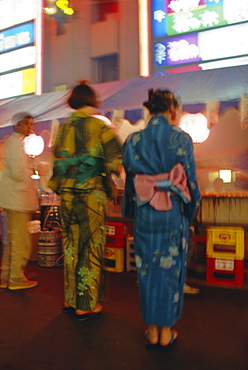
{"left": 103, "top": 246, "right": 124, "bottom": 273}
{"left": 206, "top": 226, "right": 244, "bottom": 260}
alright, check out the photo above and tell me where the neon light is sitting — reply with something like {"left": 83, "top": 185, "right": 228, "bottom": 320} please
{"left": 138, "top": 0, "right": 149, "bottom": 76}
{"left": 35, "top": 0, "right": 43, "bottom": 95}
{"left": 198, "top": 23, "right": 248, "bottom": 61}
{"left": 43, "top": 7, "right": 56, "bottom": 15}
{"left": 199, "top": 56, "right": 248, "bottom": 70}
{"left": 56, "top": 1, "right": 74, "bottom": 15}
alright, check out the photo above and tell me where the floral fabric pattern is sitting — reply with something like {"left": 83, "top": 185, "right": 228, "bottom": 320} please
{"left": 50, "top": 111, "right": 122, "bottom": 310}
{"left": 122, "top": 114, "right": 201, "bottom": 327}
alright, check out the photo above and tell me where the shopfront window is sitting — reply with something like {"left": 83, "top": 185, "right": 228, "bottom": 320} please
{"left": 92, "top": 53, "right": 119, "bottom": 83}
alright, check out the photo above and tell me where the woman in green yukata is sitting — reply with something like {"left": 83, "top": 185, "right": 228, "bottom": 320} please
{"left": 49, "top": 81, "right": 122, "bottom": 319}
{"left": 122, "top": 89, "right": 201, "bottom": 348}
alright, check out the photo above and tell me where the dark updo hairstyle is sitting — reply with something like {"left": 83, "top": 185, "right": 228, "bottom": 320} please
{"left": 143, "top": 88, "right": 179, "bottom": 115}
{"left": 67, "top": 80, "right": 99, "bottom": 109}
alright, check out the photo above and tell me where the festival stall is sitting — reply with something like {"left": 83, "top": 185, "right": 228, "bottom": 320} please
{"left": 1, "top": 65, "right": 248, "bottom": 279}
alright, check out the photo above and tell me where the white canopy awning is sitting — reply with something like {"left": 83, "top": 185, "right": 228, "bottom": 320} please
{"left": 1, "top": 65, "right": 248, "bottom": 128}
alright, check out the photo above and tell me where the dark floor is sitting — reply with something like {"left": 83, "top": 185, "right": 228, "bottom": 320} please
{"left": 0, "top": 261, "right": 248, "bottom": 370}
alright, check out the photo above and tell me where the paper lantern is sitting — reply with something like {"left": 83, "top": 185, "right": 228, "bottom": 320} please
{"left": 178, "top": 113, "right": 210, "bottom": 144}
{"left": 24, "top": 134, "right": 44, "bottom": 156}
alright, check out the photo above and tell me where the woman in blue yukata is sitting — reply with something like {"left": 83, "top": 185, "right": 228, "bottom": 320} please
{"left": 122, "top": 89, "right": 201, "bottom": 349}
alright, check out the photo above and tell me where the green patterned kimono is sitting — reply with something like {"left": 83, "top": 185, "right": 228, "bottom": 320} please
{"left": 49, "top": 109, "right": 122, "bottom": 310}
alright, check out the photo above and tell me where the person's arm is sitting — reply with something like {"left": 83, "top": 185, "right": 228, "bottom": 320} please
{"left": 48, "top": 125, "right": 65, "bottom": 194}
{"left": 8, "top": 139, "right": 32, "bottom": 182}
{"left": 121, "top": 135, "right": 135, "bottom": 218}
{"left": 100, "top": 124, "right": 122, "bottom": 200}
{"left": 101, "top": 124, "right": 122, "bottom": 174}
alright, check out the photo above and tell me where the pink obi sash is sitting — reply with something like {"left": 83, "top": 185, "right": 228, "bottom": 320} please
{"left": 134, "top": 163, "right": 191, "bottom": 211}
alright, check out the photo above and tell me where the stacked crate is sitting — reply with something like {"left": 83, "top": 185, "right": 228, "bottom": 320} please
{"left": 103, "top": 220, "right": 133, "bottom": 272}
{"left": 206, "top": 226, "right": 245, "bottom": 287}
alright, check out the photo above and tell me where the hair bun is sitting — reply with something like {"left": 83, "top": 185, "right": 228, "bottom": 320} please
{"left": 143, "top": 88, "right": 178, "bottom": 115}
{"left": 79, "top": 79, "right": 90, "bottom": 85}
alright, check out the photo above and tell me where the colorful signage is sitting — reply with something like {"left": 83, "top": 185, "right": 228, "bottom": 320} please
{"left": 153, "top": 22, "right": 248, "bottom": 67}
{"left": 151, "top": 0, "right": 248, "bottom": 73}
{"left": 44, "top": 0, "right": 75, "bottom": 23}
{"left": 167, "top": 4, "right": 225, "bottom": 36}
{"left": 56, "top": 0, "right": 74, "bottom": 15}
{"left": 0, "top": 68, "right": 36, "bottom": 100}
{"left": 0, "top": 0, "right": 38, "bottom": 31}
{"left": 0, "top": 46, "right": 36, "bottom": 74}
{"left": 0, "top": 22, "right": 34, "bottom": 53}
{"left": 154, "top": 33, "right": 201, "bottom": 67}
{"left": 0, "top": 0, "right": 42, "bottom": 99}
{"left": 152, "top": 0, "right": 248, "bottom": 38}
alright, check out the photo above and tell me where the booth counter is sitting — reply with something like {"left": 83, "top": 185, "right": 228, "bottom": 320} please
{"left": 196, "top": 192, "right": 248, "bottom": 226}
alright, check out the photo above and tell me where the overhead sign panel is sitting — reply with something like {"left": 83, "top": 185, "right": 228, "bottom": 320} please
{"left": 0, "top": 0, "right": 42, "bottom": 99}
{"left": 0, "top": 46, "right": 36, "bottom": 74}
{"left": 0, "top": 22, "right": 34, "bottom": 53}
{"left": 153, "top": 23, "right": 248, "bottom": 67}
{"left": 151, "top": 0, "right": 248, "bottom": 74}
{"left": 0, "top": 68, "right": 36, "bottom": 99}
{"left": 152, "top": 0, "right": 248, "bottom": 38}
{"left": 167, "top": 4, "right": 225, "bottom": 36}
{"left": 0, "top": 0, "right": 38, "bottom": 30}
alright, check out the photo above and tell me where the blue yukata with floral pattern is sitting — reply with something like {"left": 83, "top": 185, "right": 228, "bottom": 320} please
{"left": 122, "top": 115, "right": 201, "bottom": 327}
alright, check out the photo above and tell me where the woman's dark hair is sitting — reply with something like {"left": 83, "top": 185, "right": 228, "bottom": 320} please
{"left": 143, "top": 89, "right": 179, "bottom": 115}
{"left": 67, "top": 80, "right": 99, "bottom": 109}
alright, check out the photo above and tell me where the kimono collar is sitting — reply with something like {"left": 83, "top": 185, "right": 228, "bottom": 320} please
{"left": 71, "top": 106, "right": 97, "bottom": 120}
{"left": 148, "top": 115, "right": 170, "bottom": 126}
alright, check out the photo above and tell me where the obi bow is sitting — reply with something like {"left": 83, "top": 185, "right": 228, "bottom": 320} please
{"left": 134, "top": 163, "right": 191, "bottom": 211}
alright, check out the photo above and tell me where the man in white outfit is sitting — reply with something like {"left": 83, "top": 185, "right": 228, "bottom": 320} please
{"left": 0, "top": 112, "right": 38, "bottom": 290}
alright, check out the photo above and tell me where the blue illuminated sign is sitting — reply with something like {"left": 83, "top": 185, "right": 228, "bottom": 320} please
{"left": 152, "top": 0, "right": 168, "bottom": 38}
{"left": 0, "top": 22, "right": 34, "bottom": 53}
{"left": 154, "top": 33, "right": 202, "bottom": 67}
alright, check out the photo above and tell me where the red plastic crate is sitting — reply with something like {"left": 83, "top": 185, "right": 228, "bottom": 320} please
{"left": 105, "top": 221, "right": 133, "bottom": 249}
{"left": 206, "top": 257, "right": 244, "bottom": 288}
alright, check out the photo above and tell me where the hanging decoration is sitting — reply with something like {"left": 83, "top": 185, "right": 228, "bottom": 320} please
{"left": 178, "top": 112, "right": 210, "bottom": 144}
{"left": 205, "top": 100, "right": 220, "bottom": 128}
{"left": 239, "top": 95, "right": 248, "bottom": 129}
{"left": 24, "top": 133, "right": 44, "bottom": 157}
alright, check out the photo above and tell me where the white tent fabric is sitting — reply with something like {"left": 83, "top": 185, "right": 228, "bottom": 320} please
{"left": 1, "top": 65, "right": 248, "bottom": 128}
